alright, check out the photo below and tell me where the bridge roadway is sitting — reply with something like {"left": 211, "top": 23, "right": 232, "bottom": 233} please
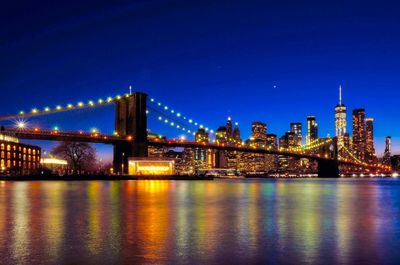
{"left": 1, "top": 128, "right": 389, "bottom": 172}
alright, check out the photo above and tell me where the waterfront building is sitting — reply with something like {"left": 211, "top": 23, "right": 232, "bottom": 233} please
{"left": 0, "top": 134, "right": 41, "bottom": 175}
{"left": 128, "top": 157, "right": 175, "bottom": 175}
{"left": 40, "top": 157, "right": 68, "bottom": 175}
{"left": 290, "top": 123, "right": 302, "bottom": 146}
{"left": 352, "top": 109, "right": 366, "bottom": 160}
{"left": 383, "top": 136, "right": 392, "bottom": 165}
{"left": 365, "top": 118, "right": 376, "bottom": 163}
{"left": 306, "top": 116, "right": 318, "bottom": 145}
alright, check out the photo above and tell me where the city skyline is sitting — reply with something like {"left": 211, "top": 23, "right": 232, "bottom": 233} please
{"left": 2, "top": 1, "right": 400, "bottom": 159}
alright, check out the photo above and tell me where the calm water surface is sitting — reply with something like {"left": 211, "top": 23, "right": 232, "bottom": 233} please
{"left": 0, "top": 179, "right": 400, "bottom": 265}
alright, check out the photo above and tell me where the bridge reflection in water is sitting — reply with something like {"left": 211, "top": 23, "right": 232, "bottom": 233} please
{"left": 0, "top": 179, "right": 399, "bottom": 265}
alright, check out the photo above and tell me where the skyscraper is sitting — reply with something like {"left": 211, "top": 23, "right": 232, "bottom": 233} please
{"left": 251, "top": 122, "right": 267, "bottom": 142}
{"left": 233, "top": 122, "right": 241, "bottom": 143}
{"left": 352, "top": 109, "right": 366, "bottom": 160}
{"left": 383, "top": 136, "right": 392, "bottom": 165}
{"left": 365, "top": 118, "right": 376, "bottom": 163}
{"left": 226, "top": 117, "right": 233, "bottom": 140}
{"left": 306, "top": 116, "right": 318, "bottom": 145}
{"left": 266, "top": 134, "right": 278, "bottom": 150}
{"left": 335, "top": 83, "right": 347, "bottom": 149}
{"left": 290, "top": 122, "right": 302, "bottom": 146}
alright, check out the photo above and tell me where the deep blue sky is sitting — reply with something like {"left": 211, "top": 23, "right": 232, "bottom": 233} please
{"left": 1, "top": 0, "right": 400, "bottom": 161}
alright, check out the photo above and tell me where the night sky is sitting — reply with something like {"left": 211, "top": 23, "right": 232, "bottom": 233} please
{"left": 1, "top": 0, "right": 400, "bottom": 161}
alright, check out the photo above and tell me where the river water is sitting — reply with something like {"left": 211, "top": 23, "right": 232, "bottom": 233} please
{"left": 0, "top": 179, "right": 399, "bottom": 265}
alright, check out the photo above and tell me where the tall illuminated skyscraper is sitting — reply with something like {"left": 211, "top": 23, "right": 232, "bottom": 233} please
{"left": 352, "top": 109, "right": 366, "bottom": 160}
{"left": 232, "top": 122, "right": 241, "bottom": 142}
{"left": 251, "top": 122, "right": 267, "bottom": 142}
{"left": 365, "top": 118, "right": 376, "bottom": 163}
{"left": 290, "top": 122, "right": 302, "bottom": 146}
{"left": 383, "top": 136, "right": 392, "bottom": 165}
{"left": 335, "top": 83, "right": 347, "bottom": 149}
{"left": 306, "top": 116, "right": 318, "bottom": 145}
{"left": 226, "top": 116, "right": 233, "bottom": 140}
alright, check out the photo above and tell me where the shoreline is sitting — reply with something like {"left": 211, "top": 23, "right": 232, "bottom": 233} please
{"left": 0, "top": 174, "right": 214, "bottom": 181}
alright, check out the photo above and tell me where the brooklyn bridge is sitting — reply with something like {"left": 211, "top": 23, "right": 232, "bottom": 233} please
{"left": 0, "top": 92, "right": 391, "bottom": 177}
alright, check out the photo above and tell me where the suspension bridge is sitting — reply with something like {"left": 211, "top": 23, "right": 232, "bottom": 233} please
{"left": 0, "top": 92, "right": 391, "bottom": 177}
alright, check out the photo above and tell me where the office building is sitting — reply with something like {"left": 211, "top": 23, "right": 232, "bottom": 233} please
{"left": 290, "top": 122, "right": 302, "bottom": 146}
{"left": 352, "top": 109, "right": 366, "bottom": 160}
{"left": 365, "top": 118, "right": 376, "bottom": 163}
{"left": 306, "top": 116, "right": 318, "bottom": 145}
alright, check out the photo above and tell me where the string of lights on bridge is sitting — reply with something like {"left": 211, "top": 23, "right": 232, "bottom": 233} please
{"left": 6, "top": 92, "right": 213, "bottom": 138}
{"left": 147, "top": 96, "right": 212, "bottom": 134}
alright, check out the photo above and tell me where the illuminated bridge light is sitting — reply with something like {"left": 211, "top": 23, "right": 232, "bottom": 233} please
{"left": 56, "top": 105, "right": 62, "bottom": 110}
{"left": 158, "top": 116, "right": 162, "bottom": 120}
{"left": 115, "top": 95, "right": 121, "bottom": 100}
{"left": 164, "top": 119, "right": 168, "bottom": 123}
{"left": 200, "top": 125, "right": 204, "bottom": 128}
{"left": 77, "top": 102, "right": 84, "bottom": 107}
{"left": 170, "top": 122, "right": 174, "bottom": 126}
{"left": 98, "top": 98, "right": 104, "bottom": 103}
{"left": 194, "top": 122, "right": 198, "bottom": 126}
{"left": 158, "top": 102, "right": 162, "bottom": 106}
{"left": 107, "top": 97, "right": 113, "bottom": 103}
{"left": 176, "top": 125, "right": 180, "bottom": 128}
{"left": 44, "top": 107, "right": 50, "bottom": 112}
{"left": 177, "top": 113, "right": 181, "bottom": 117}
{"left": 171, "top": 110, "right": 175, "bottom": 113}
{"left": 164, "top": 106, "right": 168, "bottom": 110}
{"left": 182, "top": 128, "right": 186, "bottom": 131}
{"left": 189, "top": 119, "right": 193, "bottom": 123}
{"left": 210, "top": 130, "right": 214, "bottom": 133}
{"left": 67, "top": 104, "right": 73, "bottom": 108}
{"left": 31, "top": 108, "right": 38, "bottom": 114}
{"left": 150, "top": 98, "right": 155, "bottom": 102}
{"left": 146, "top": 110, "right": 149, "bottom": 114}
{"left": 19, "top": 111, "right": 24, "bottom": 115}
{"left": 88, "top": 100, "right": 94, "bottom": 106}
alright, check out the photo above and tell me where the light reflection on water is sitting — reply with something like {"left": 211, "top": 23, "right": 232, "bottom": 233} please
{"left": 0, "top": 179, "right": 400, "bottom": 265}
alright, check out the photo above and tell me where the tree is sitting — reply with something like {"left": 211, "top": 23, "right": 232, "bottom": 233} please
{"left": 51, "top": 142, "right": 97, "bottom": 174}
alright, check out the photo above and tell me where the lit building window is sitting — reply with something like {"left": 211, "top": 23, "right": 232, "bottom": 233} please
{"left": 1, "top": 144, "right": 4, "bottom": 150}
{"left": 7, "top": 145, "right": 10, "bottom": 151}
